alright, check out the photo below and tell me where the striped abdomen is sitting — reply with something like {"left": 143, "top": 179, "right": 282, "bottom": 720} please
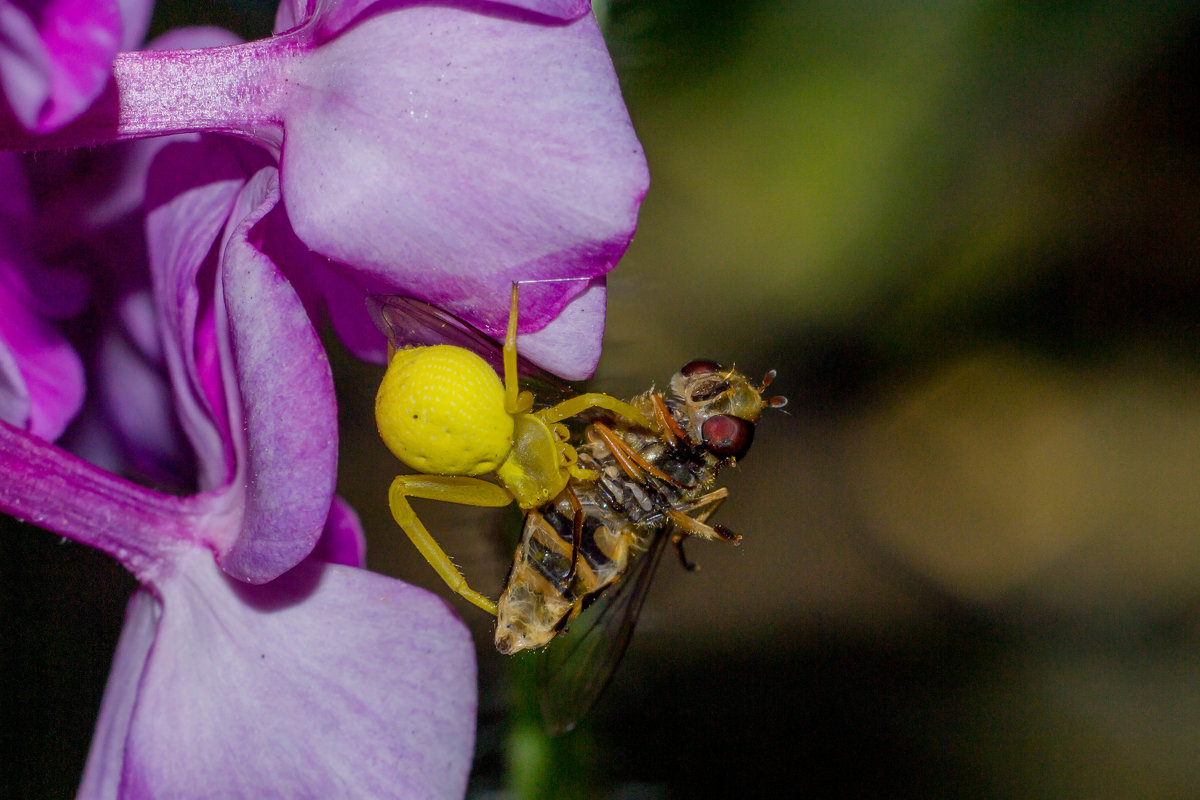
{"left": 494, "top": 480, "right": 646, "bottom": 653}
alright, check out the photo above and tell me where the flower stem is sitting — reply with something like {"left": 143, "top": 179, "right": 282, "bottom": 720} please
{"left": 0, "top": 37, "right": 296, "bottom": 152}
{"left": 0, "top": 421, "right": 203, "bottom": 581}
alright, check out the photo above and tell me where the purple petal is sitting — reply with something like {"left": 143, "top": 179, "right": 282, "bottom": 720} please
{"left": 0, "top": 0, "right": 148, "bottom": 133}
{"left": 216, "top": 167, "right": 338, "bottom": 582}
{"left": 115, "top": 548, "right": 476, "bottom": 799}
{"left": 281, "top": 3, "right": 647, "bottom": 344}
{"left": 246, "top": 193, "right": 387, "bottom": 363}
{"left": 316, "top": 267, "right": 606, "bottom": 377}
{"left": 285, "top": 0, "right": 592, "bottom": 39}
{"left": 115, "top": 0, "right": 153, "bottom": 51}
{"left": 145, "top": 139, "right": 252, "bottom": 491}
{"left": 516, "top": 276, "right": 606, "bottom": 379}
{"left": 78, "top": 589, "right": 158, "bottom": 800}
{"left": 146, "top": 137, "right": 337, "bottom": 580}
{"left": 0, "top": 156, "right": 85, "bottom": 439}
{"left": 308, "top": 262, "right": 390, "bottom": 364}
{"left": 146, "top": 24, "right": 241, "bottom": 52}
{"left": 496, "top": 0, "right": 592, "bottom": 19}
{"left": 0, "top": 2, "right": 48, "bottom": 128}
{"left": 0, "top": 341, "right": 26, "bottom": 428}
{"left": 93, "top": 297, "right": 194, "bottom": 486}
{"left": 273, "top": 0, "right": 305, "bottom": 34}
{"left": 311, "top": 496, "right": 368, "bottom": 568}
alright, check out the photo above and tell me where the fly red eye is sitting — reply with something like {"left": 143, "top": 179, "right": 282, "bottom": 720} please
{"left": 681, "top": 359, "right": 721, "bottom": 376}
{"left": 701, "top": 414, "right": 755, "bottom": 460}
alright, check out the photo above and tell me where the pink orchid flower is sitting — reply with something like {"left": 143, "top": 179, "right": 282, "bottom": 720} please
{"left": 1, "top": 0, "right": 649, "bottom": 377}
{"left": 1, "top": 135, "right": 477, "bottom": 798}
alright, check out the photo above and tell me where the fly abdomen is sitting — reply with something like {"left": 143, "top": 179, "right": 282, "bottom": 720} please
{"left": 526, "top": 534, "right": 574, "bottom": 588}
{"left": 542, "top": 505, "right": 621, "bottom": 578}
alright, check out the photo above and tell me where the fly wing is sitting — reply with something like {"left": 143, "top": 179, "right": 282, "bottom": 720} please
{"left": 536, "top": 524, "right": 671, "bottom": 735}
{"left": 367, "top": 294, "right": 572, "bottom": 400}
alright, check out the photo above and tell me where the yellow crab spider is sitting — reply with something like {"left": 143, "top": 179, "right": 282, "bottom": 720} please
{"left": 375, "top": 284, "right": 653, "bottom": 616}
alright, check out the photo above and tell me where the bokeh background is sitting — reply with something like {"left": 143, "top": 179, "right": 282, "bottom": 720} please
{"left": 7, "top": 1, "right": 1200, "bottom": 797}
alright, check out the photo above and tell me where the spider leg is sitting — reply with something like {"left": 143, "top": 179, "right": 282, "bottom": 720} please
{"left": 388, "top": 474, "right": 515, "bottom": 615}
{"left": 503, "top": 283, "right": 534, "bottom": 414}
{"left": 535, "top": 392, "right": 654, "bottom": 431}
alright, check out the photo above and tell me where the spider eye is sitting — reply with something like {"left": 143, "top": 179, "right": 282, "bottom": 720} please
{"left": 680, "top": 359, "right": 721, "bottom": 376}
{"left": 701, "top": 414, "right": 755, "bottom": 459}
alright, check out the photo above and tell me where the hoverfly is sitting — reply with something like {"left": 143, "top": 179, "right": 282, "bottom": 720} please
{"left": 370, "top": 285, "right": 784, "bottom": 732}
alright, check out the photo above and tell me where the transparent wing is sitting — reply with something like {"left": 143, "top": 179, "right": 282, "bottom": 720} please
{"left": 536, "top": 525, "right": 671, "bottom": 735}
{"left": 367, "top": 294, "right": 572, "bottom": 400}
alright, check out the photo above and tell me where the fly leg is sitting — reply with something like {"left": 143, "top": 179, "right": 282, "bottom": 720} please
{"left": 388, "top": 474, "right": 515, "bottom": 615}
{"left": 667, "top": 507, "right": 742, "bottom": 545}
{"left": 668, "top": 488, "right": 736, "bottom": 572}
{"left": 651, "top": 392, "right": 687, "bottom": 445}
{"left": 677, "top": 487, "right": 729, "bottom": 524}
{"left": 562, "top": 485, "right": 585, "bottom": 587}
{"left": 672, "top": 533, "right": 698, "bottom": 571}
{"left": 590, "top": 421, "right": 684, "bottom": 487}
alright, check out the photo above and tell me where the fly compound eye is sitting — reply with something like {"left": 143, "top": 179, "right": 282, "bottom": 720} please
{"left": 680, "top": 359, "right": 722, "bottom": 376}
{"left": 701, "top": 414, "right": 755, "bottom": 460}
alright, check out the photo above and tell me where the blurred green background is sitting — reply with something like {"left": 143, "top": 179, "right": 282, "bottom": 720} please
{"left": 8, "top": 1, "right": 1200, "bottom": 797}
